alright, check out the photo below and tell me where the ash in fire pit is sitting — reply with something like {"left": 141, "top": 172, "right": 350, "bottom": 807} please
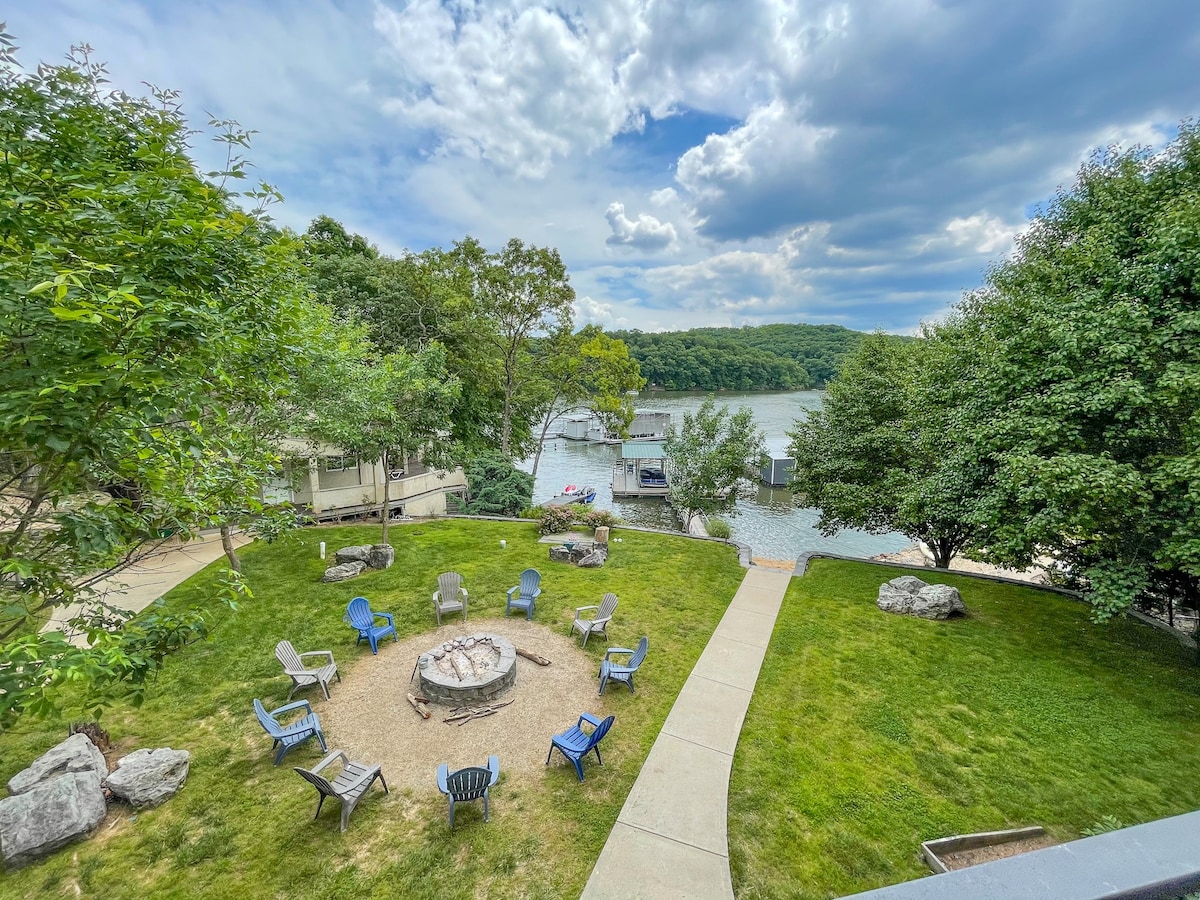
{"left": 417, "top": 633, "right": 516, "bottom": 705}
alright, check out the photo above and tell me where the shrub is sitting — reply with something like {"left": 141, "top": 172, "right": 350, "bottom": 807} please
{"left": 584, "top": 509, "right": 620, "bottom": 529}
{"left": 705, "top": 517, "right": 732, "bottom": 539}
{"left": 519, "top": 505, "right": 546, "bottom": 520}
{"left": 464, "top": 453, "right": 534, "bottom": 516}
{"left": 538, "top": 504, "right": 579, "bottom": 535}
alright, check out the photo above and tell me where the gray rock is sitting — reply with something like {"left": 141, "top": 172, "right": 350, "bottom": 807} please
{"left": 104, "top": 748, "right": 190, "bottom": 808}
{"left": 366, "top": 544, "right": 394, "bottom": 569}
{"left": 0, "top": 772, "right": 106, "bottom": 868}
{"left": 876, "top": 583, "right": 916, "bottom": 614}
{"left": 549, "top": 546, "right": 572, "bottom": 563}
{"left": 334, "top": 545, "right": 372, "bottom": 564}
{"left": 577, "top": 550, "right": 607, "bottom": 568}
{"left": 322, "top": 561, "right": 366, "bottom": 582}
{"left": 911, "top": 584, "right": 965, "bottom": 619}
{"left": 8, "top": 733, "right": 107, "bottom": 796}
{"left": 889, "top": 575, "right": 930, "bottom": 594}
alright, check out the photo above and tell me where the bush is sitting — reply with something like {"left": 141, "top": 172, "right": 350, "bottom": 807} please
{"left": 705, "top": 517, "right": 732, "bottom": 539}
{"left": 584, "top": 509, "right": 621, "bottom": 529}
{"left": 538, "top": 504, "right": 580, "bottom": 535}
{"left": 463, "top": 453, "right": 534, "bottom": 516}
{"left": 519, "top": 505, "right": 546, "bottom": 520}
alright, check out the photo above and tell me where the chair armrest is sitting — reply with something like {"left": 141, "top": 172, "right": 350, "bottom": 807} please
{"left": 460, "top": 587, "right": 469, "bottom": 600}
{"left": 591, "top": 615, "right": 613, "bottom": 628}
{"left": 486, "top": 755, "right": 500, "bottom": 786}
{"left": 432, "top": 589, "right": 441, "bottom": 603}
{"left": 271, "top": 699, "right": 314, "bottom": 717}
{"left": 506, "top": 586, "right": 518, "bottom": 601}
{"left": 298, "top": 650, "right": 335, "bottom": 666}
{"left": 574, "top": 606, "right": 599, "bottom": 618}
{"left": 604, "top": 647, "right": 634, "bottom": 661}
{"left": 436, "top": 763, "right": 450, "bottom": 793}
{"left": 579, "top": 712, "right": 603, "bottom": 728}
{"left": 338, "top": 763, "right": 382, "bottom": 794}
{"left": 530, "top": 587, "right": 542, "bottom": 600}
{"left": 310, "top": 749, "right": 349, "bottom": 775}
{"left": 374, "top": 611, "right": 395, "bottom": 627}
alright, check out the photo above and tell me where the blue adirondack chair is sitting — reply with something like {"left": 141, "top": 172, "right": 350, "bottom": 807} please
{"left": 505, "top": 568, "right": 542, "bottom": 620}
{"left": 344, "top": 596, "right": 396, "bottom": 654}
{"left": 546, "top": 713, "right": 615, "bottom": 782}
{"left": 253, "top": 698, "right": 327, "bottom": 765}
{"left": 598, "top": 636, "right": 649, "bottom": 695}
{"left": 436, "top": 755, "right": 500, "bottom": 828}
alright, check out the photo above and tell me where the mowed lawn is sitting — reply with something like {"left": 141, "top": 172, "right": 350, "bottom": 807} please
{"left": 0, "top": 520, "right": 745, "bottom": 899}
{"left": 728, "top": 558, "right": 1200, "bottom": 900}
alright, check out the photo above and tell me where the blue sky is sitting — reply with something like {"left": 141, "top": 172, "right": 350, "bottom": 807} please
{"left": 15, "top": 1, "right": 1200, "bottom": 333}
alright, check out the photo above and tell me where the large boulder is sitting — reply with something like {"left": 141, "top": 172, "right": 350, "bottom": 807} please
{"left": 105, "top": 748, "right": 190, "bottom": 808}
{"left": 577, "top": 550, "right": 607, "bottom": 568}
{"left": 0, "top": 772, "right": 106, "bottom": 869}
{"left": 334, "top": 545, "right": 372, "bottom": 564}
{"left": 366, "top": 544, "right": 394, "bottom": 569}
{"left": 877, "top": 576, "right": 964, "bottom": 620}
{"left": 322, "top": 561, "right": 366, "bottom": 583}
{"left": 8, "top": 733, "right": 107, "bottom": 796}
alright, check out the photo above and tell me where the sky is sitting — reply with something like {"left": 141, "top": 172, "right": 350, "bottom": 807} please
{"left": 14, "top": 1, "right": 1200, "bottom": 334}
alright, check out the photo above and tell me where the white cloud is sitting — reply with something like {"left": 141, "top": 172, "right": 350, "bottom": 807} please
{"left": 605, "top": 202, "right": 678, "bottom": 252}
{"left": 934, "top": 213, "right": 1018, "bottom": 255}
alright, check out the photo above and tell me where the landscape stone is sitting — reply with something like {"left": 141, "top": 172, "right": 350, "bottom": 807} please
{"left": 334, "top": 544, "right": 372, "bottom": 564}
{"left": 322, "top": 561, "right": 366, "bottom": 582}
{"left": 8, "top": 733, "right": 107, "bottom": 796}
{"left": 366, "top": 543, "right": 395, "bottom": 569}
{"left": 577, "top": 550, "right": 607, "bottom": 568}
{"left": 104, "top": 748, "right": 190, "bottom": 808}
{"left": 549, "top": 546, "right": 572, "bottom": 563}
{"left": 878, "top": 576, "right": 964, "bottom": 619}
{"left": 0, "top": 772, "right": 106, "bottom": 868}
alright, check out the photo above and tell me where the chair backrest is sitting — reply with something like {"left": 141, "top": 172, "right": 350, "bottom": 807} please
{"left": 629, "top": 636, "right": 649, "bottom": 669}
{"left": 585, "top": 715, "right": 616, "bottom": 751}
{"left": 519, "top": 568, "right": 541, "bottom": 598}
{"left": 275, "top": 640, "right": 303, "bottom": 672}
{"left": 444, "top": 766, "right": 492, "bottom": 801}
{"left": 253, "top": 699, "right": 282, "bottom": 738}
{"left": 294, "top": 766, "right": 337, "bottom": 798}
{"left": 597, "top": 593, "right": 618, "bottom": 619}
{"left": 437, "top": 572, "right": 462, "bottom": 600}
{"left": 346, "top": 596, "right": 373, "bottom": 630}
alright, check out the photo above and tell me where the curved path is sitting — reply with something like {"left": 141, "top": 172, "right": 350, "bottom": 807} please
{"left": 580, "top": 566, "right": 792, "bottom": 900}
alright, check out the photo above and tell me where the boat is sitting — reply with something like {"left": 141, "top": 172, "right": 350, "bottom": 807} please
{"left": 546, "top": 484, "right": 597, "bottom": 506}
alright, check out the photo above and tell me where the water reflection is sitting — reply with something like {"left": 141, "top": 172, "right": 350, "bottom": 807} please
{"left": 520, "top": 390, "right": 911, "bottom": 562}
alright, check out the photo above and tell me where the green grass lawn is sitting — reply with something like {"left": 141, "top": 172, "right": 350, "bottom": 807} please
{"left": 0, "top": 520, "right": 745, "bottom": 899}
{"left": 728, "top": 559, "right": 1200, "bottom": 900}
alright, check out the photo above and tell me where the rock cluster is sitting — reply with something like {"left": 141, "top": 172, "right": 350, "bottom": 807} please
{"left": 877, "top": 575, "right": 965, "bottom": 620}
{"left": 0, "top": 735, "right": 191, "bottom": 868}
{"left": 548, "top": 542, "right": 609, "bottom": 567}
{"left": 322, "top": 543, "right": 395, "bottom": 582}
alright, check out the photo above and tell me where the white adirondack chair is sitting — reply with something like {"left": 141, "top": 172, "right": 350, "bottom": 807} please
{"left": 571, "top": 592, "right": 618, "bottom": 648}
{"left": 275, "top": 640, "right": 340, "bottom": 700}
{"left": 433, "top": 572, "right": 468, "bottom": 625}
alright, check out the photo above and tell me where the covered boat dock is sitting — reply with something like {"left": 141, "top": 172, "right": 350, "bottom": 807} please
{"left": 611, "top": 441, "right": 670, "bottom": 499}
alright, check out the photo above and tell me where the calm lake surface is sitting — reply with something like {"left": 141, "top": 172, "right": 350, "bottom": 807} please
{"left": 519, "top": 390, "right": 911, "bottom": 562}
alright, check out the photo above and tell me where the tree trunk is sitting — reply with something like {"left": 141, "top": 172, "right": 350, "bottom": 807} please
{"left": 929, "top": 537, "right": 954, "bottom": 569}
{"left": 380, "top": 449, "right": 391, "bottom": 546}
{"left": 530, "top": 406, "right": 560, "bottom": 480}
{"left": 220, "top": 524, "right": 241, "bottom": 573}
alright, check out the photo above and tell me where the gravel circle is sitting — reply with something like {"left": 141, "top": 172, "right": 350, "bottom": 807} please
{"left": 319, "top": 616, "right": 604, "bottom": 791}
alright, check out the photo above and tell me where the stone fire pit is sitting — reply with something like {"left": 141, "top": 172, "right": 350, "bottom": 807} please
{"left": 417, "top": 633, "right": 517, "bottom": 705}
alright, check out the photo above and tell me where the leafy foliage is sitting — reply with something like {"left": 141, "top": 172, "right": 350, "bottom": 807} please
{"left": 664, "top": 397, "right": 765, "bottom": 529}
{"left": 788, "top": 332, "right": 980, "bottom": 567}
{"left": 463, "top": 452, "right": 534, "bottom": 516}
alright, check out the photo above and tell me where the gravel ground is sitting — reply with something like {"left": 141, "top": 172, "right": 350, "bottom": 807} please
{"left": 319, "top": 616, "right": 604, "bottom": 791}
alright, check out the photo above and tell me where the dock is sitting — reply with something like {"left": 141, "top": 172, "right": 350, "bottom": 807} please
{"left": 611, "top": 440, "right": 671, "bottom": 499}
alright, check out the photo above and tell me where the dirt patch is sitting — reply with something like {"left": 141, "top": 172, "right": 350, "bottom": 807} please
{"left": 752, "top": 557, "right": 796, "bottom": 572}
{"left": 319, "top": 616, "right": 604, "bottom": 791}
{"left": 939, "top": 834, "right": 1059, "bottom": 870}
{"left": 872, "top": 545, "right": 1051, "bottom": 584}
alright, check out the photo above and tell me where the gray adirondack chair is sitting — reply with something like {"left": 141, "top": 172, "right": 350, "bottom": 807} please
{"left": 253, "top": 698, "right": 327, "bottom": 764}
{"left": 433, "top": 572, "right": 468, "bottom": 625}
{"left": 571, "top": 592, "right": 618, "bottom": 648}
{"left": 275, "top": 639, "right": 340, "bottom": 700}
{"left": 436, "top": 755, "right": 500, "bottom": 828}
{"left": 294, "top": 750, "right": 388, "bottom": 831}
{"left": 505, "top": 568, "right": 541, "bottom": 620}
{"left": 598, "top": 636, "right": 649, "bottom": 695}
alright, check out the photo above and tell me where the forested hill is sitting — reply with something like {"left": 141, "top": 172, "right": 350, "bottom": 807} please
{"left": 608, "top": 323, "right": 876, "bottom": 390}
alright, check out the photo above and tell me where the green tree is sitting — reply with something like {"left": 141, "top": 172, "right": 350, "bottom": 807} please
{"left": 945, "top": 126, "right": 1200, "bottom": 617}
{"left": 787, "top": 332, "right": 980, "bottom": 568}
{"left": 528, "top": 326, "right": 644, "bottom": 478}
{"left": 0, "top": 35, "right": 309, "bottom": 721}
{"left": 463, "top": 452, "right": 534, "bottom": 516}
{"left": 664, "top": 398, "right": 765, "bottom": 530}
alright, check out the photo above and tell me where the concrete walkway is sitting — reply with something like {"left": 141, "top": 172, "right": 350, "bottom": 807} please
{"left": 580, "top": 566, "right": 792, "bottom": 900}
{"left": 40, "top": 530, "right": 252, "bottom": 647}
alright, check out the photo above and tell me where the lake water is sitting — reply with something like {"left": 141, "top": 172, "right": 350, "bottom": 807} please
{"left": 519, "top": 390, "right": 912, "bottom": 562}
